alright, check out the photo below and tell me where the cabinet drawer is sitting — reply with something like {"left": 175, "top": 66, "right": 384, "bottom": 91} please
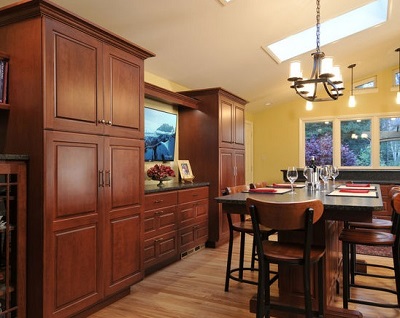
{"left": 178, "top": 187, "right": 209, "bottom": 204}
{"left": 145, "top": 191, "right": 177, "bottom": 210}
{"left": 144, "top": 205, "right": 177, "bottom": 239}
{"left": 144, "top": 231, "right": 178, "bottom": 268}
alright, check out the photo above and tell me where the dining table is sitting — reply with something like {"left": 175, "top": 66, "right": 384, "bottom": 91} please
{"left": 215, "top": 182, "right": 384, "bottom": 318}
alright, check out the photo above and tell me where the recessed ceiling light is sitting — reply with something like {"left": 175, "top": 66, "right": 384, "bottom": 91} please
{"left": 264, "top": 0, "right": 388, "bottom": 64}
{"left": 218, "top": 0, "right": 233, "bottom": 5}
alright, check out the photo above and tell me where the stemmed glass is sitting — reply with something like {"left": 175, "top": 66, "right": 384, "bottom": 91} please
{"left": 331, "top": 166, "right": 339, "bottom": 185}
{"left": 319, "top": 165, "right": 330, "bottom": 192}
{"left": 287, "top": 166, "right": 298, "bottom": 193}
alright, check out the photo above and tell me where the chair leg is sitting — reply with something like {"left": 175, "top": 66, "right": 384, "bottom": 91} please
{"left": 256, "top": 257, "right": 266, "bottom": 318}
{"left": 350, "top": 243, "right": 356, "bottom": 284}
{"left": 318, "top": 258, "right": 325, "bottom": 317}
{"left": 251, "top": 235, "right": 256, "bottom": 271}
{"left": 224, "top": 228, "right": 234, "bottom": 292}
{"left": 342, "top": 242, "right": 350, "bottom": 309}
{"left": 303, "top": 260, "right": 312, "bottom": 318}
{"left": 239, "top": 232, "right": 245, "bottom": 280}
{"left": 393, "top": 245, "right": 400, "bottom": 307}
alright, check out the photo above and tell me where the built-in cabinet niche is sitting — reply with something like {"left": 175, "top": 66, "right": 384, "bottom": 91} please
{"left": 144, "top": 82, "right": 199, "bottom": 185}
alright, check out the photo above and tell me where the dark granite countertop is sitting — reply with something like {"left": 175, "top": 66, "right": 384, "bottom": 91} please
{"left": 0, "top": 154, "right": 29, "bottom": 161}
{"left": 145, "top": 181, "right": 210, "bottom": 194}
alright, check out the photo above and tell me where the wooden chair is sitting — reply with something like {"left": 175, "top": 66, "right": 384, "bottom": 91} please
{"left": 223, "top": 184, "right": 276, "bottom": 292}
{"left": 339, "top": 191, "right": 400, "bottom": 309}
{"left": 347, "top": 186, "right": 400, "bottom": 284}
{"left": 250, "top": 181, "right": 268, "bottom": 189}
{"left": 247, "top": 198, "right": 325, "bottom": 318}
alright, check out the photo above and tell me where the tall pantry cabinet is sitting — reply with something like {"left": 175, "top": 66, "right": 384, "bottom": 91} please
{"left": 179, "top": 88, "right": 247, "bottom": 247}
{"left": 0, "top": 1, "right": 154, "bottom": 317}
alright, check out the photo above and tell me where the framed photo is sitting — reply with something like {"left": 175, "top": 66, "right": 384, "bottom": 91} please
{"left": 178, "top": 160, "right": 195, "bottom": 182}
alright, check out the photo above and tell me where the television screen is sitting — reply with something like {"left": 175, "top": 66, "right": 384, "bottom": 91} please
{"left": 144, "top": 107, "right": 177, "bottom": 162}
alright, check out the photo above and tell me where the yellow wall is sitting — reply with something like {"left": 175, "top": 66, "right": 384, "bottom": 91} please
{"left": 251, "top": 66, "right": 400, "bottom": 184}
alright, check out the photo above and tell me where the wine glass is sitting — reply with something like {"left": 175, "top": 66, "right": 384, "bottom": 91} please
{"left": 286, "top": 166, "right": 298, "bottom": 193}
{"left": 331, "top": 166, "right": 339, "bottom": 185}
{"left": 319, "top": 165, "right": 330, "bottom": 192}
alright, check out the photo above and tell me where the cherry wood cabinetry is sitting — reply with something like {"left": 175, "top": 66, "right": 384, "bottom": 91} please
{"left": 0, "top": 1, "right": 153, "bottom": 317}
{"left": 0, "top": 159, "right": 26, "bottom": 317}
{"left": 179, "top": 88, "right": 247, "bottom": 247}
{"left": 44, "top": 18, "right": 144, "bottom": 139}
{"left": 144, "top": 185, "right": 209, "bottom": 274}
{"left": 144, "top": 191, "right": 179, "bottom": 274}
{"left": 375, "top": 184, "right": 397, "bottom": 220}
{"left": 178, "top": 187, "right": 209, "bottom": 253}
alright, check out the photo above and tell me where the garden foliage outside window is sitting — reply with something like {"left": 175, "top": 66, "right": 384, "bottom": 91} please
{"left": 303, "top": 116, "right": 400, "bottom": 168}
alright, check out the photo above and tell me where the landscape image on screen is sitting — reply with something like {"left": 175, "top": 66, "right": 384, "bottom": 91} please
{"left": 144, "top": 107, "right": 177, "bottom": 161}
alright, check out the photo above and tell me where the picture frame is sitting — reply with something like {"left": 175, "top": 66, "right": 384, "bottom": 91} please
{"left": 178, "top": 160, "right": 195, "bottom": 183}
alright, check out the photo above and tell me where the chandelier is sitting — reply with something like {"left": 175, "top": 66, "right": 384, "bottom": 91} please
{"left": 288, "top": 0, "right": 344, "bottom": 102}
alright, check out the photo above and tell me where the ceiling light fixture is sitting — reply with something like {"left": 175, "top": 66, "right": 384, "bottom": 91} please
{"left": 348, "top": 64, "right": 356, "bottom": 108}
{"left": 288, "top": 0, "right": 343, "bottom": 102}
{"left": 396, "top": 47, "right": 400, "bottom": 105}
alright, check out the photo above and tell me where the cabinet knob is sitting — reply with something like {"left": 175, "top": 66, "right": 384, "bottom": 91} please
{"left": 98, "top": 119, "right": 106, "bottom": 124}
{"left": 106, "top": 120, "right": 112, "bottom": 126}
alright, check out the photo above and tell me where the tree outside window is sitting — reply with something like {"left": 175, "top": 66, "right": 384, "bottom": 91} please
{"left": 340, "top": 120, "right": 371, "bottom": 166}
{"left": 304, "top": 122, "right": 333, "bottom": 166}
{"left": 380, "top": 117, "right": 400, "bottom": 166}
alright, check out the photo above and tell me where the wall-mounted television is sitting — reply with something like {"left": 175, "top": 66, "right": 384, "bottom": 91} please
{"left": 144, "top": 107, "right": 177, "bottom": 162}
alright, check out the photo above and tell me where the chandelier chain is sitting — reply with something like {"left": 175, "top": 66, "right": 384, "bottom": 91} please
{"left": 316, "top": 0, "right": 320, "bottom": 53}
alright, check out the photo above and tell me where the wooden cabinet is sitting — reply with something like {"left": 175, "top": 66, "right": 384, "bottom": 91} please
{"left": 179, "top": 88, "right": 247, "bottom": 247}
{"left": 45, "top": 131, "right": 144, "bottom": 315}
{"left": 144, "top": 191, "right": 178, "bottom": 274}
{"left": 375, "top": 184, "right": 397, "bottom": 220}
{"left": 220, "top": 97, "right": 245, "bottom": 148}
{"left": 0, "top": 159, "right": 26, "bottom": 317}
{"left": 144, "top": 186, "right": 209, "bottom": 273}
{"left": 178, "top": 187, "right": 209, "bottom": 253}
{"left": 0, "top": 2, "right": 153, "bottom": 317}
{"left": 44, "top": 18, "right": 144, "bottom": 139}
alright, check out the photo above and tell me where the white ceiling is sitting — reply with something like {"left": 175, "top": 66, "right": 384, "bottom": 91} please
{"left": 1, "top": 0, "right": 399, "bottom": 112}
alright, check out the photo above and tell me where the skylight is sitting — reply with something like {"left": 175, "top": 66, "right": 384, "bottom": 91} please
{"left": 264, "top": 0, "right": 389, "bottom": 64}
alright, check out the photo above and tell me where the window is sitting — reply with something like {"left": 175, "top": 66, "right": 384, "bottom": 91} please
{"left": 304, "top": 121, "right": 332, "bottom": 165}
{"left": 340, "top": 119, "right": 371, "bottom": 166}
{"left": 301, "top": 115, "right": 400, "bottom": 168}
{"left": 354, "top": 76, "right": 377, "bottom": 91}
{"left": 380, "top": 117, "right": 400, "bottom": 166}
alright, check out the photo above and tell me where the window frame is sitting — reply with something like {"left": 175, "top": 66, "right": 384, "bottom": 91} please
{"left": 299, "top": 113, "right": 399, "bottom": 169}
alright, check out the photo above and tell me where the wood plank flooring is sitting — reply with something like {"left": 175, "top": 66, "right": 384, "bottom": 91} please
{"left": 89, "top": 239, "right": 399, "bottom": 318}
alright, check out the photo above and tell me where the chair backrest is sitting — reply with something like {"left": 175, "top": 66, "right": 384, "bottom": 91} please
{"left": 246, "top": 198, "right": 324, "bottom": 231}
{"left": 225, "top": 184, "right": 249, "bottom": 195}
{"left": 249, "top": 181, "right": 268, "bottom": 189}
{"left": 391, "top": 192, "right": 400, "bottom": 236}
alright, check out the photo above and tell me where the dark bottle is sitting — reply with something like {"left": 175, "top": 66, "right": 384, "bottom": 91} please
{"left": 309, "top": 156, "right": 318, "bottom": 186}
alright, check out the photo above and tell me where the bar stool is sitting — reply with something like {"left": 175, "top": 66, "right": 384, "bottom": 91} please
{"left": 347, "top": 186, "right": 400, "bottom": 284}
{"left": 247, "top": 198, "right": 325, "bottom": 318}
{"left": 339, "top": 192, "right": 400, "bottom": 309}
{"left": 223, "top": 184, "right": 276, "bottom": 292}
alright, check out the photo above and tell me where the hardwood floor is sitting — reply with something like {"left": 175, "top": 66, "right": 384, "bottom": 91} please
{"left": 89, "top": 238, "right": 399, "bottom": 318}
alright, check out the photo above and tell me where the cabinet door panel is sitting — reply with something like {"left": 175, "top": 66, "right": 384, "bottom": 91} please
{"left": 44, "top": 18, "right": 103, "bottom": 134}
{"left": 103, "top": 45, "right": 144, "bottom": 139}
{"left": 235, "top": 150, "right": 246, "bottom": 185}
{"left": 53, "top": 224, "right": 101, "bottom": 316}
{"left": 108, "top": 215, "right": 141, "bottom": 289}
{"left": 104, "top": 137, "right": 144, "bottom": 295}
{"left": 220, "top": 149, "right": 234, "bottom": 191}
{"left": 44, "top": 131, "right": 103, "bottom": 317}
{"left": 234, "top": 105, "right": 245, "bottom": 147}
{"left": 220, "top": 99, "right": 233, "bottom": 146}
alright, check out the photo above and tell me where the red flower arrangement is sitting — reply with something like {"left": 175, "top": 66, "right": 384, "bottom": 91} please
{"left": 147, "top": 164, "right": 175, "bottom": 181}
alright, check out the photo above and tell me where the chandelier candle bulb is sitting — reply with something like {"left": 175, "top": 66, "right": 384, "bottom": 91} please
{"left": 289, "top": 61, "right": 302, "bottom": 81}
{"left": 320, "top": 57, "right": 334, "bottom": 78}
{"left": 306, "top": 101, "right": 313, "bottom": 111}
